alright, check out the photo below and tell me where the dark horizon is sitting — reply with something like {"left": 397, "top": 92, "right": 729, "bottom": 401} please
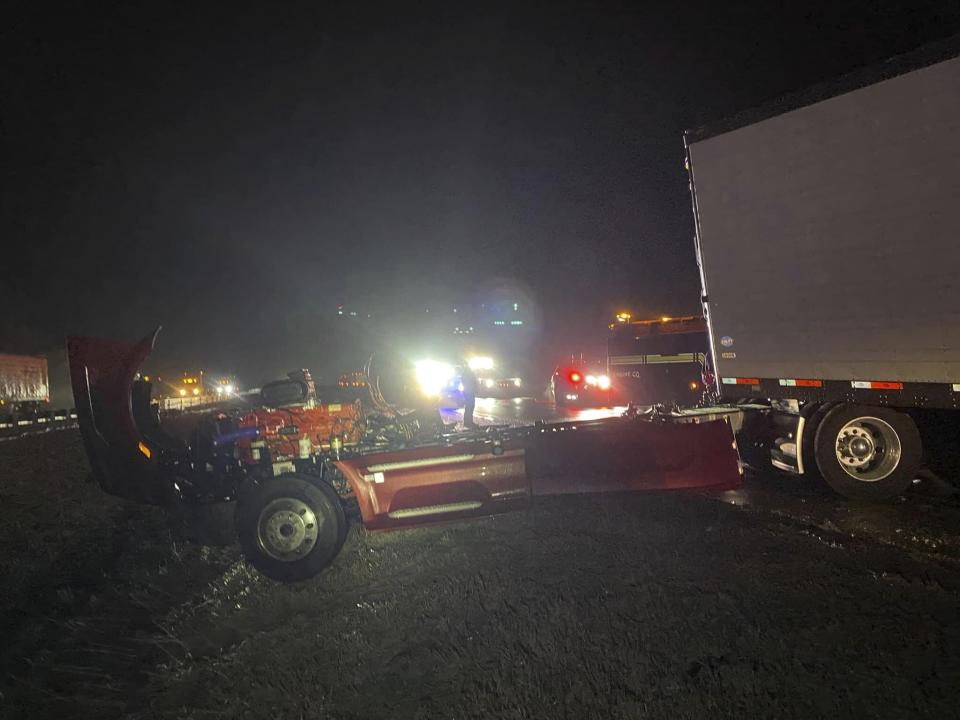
{"left": 4, "top": 1, "right": 960, "bottom": 392}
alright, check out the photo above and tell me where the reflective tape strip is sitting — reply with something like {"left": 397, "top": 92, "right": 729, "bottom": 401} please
{"left": 388, "top": 501, "right": 483, "bottom": 519}
{"left": 851, "top": 381, "right": 903, "bottom": 390}
{"left": 722, "top": 377, "right": 759, "bottom": 385}
{"left": 366, "top": 454, "right": 476, "bottom": 473}
{"left": 609, "top": 353, "right": 704, "bottom": 366}
{"left": 953, "top": 384, "right": 960, "bottom": 392}
{"left": 608, "top": 356, "right": 646, "bottom": 365}
{"left": 645, "top": 353, "right": 700, "bottom": 364}
{"left": 778, "top": 379, "right": 823, "bottom": 388}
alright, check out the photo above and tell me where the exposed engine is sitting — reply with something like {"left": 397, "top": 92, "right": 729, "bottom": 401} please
{"left": 237, "top": 402, "right": 365, "bottom": 469}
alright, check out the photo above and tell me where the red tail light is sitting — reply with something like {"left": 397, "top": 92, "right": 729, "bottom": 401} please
{"left": 568, "top": 371, "right": 583, "bottom": 384}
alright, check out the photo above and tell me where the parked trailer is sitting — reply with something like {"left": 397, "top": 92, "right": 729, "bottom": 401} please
{"left": 68, "top": 330, "right": 742, "bottom": 581}
{"left": 0, "top": 353, "right": 49, "bottom": 417}
{"left": 685, "top": 38, "right": 960, "bottom": 499}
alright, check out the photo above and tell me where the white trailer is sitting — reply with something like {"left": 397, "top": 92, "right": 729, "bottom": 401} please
{"left": 685, "top": 38, "right": 960, "bottom": 499}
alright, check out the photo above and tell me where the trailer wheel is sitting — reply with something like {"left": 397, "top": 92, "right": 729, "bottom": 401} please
{"left": 799, "top": 402, "right": 837, "bottom": 480}
{"left": 238, "top": 474, "right": 347, "bottom": 581}
{"left": 814, "top": 404, "right": 921, "bottom": 501}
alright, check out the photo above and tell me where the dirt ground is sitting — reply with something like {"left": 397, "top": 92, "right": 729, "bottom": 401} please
{"left": 2, "top": 430, "right": 960, "bottom": 719}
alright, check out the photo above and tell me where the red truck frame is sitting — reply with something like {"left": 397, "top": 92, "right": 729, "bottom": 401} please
{"left": 68, "top": 330, "right": 742, "bottom": 581}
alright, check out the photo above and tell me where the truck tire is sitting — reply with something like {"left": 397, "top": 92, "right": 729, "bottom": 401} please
{"left": 814, "top": 404, "right": 921, "bottom": 501}
{"left": 237, "top": 474, "right": 347, "bottom": 581}
{"left": 799, "top": 402, "right": 837, "bottom": 480}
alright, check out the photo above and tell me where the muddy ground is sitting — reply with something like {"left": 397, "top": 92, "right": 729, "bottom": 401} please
{"left": 2, "top": 430, "right": 960, "bottom": 719}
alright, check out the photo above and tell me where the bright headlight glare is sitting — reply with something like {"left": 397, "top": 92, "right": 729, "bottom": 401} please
{"left": 484, "top": 378, "right": 495, "bottom": 389}
{"left": 585, "top": 375, "right": 597, "bottom": 386}
{"left": 224, "top": 384, "right": 234, "bottom": 394}
{"left": 598, "top": 375, "right": 611, "bottom": 390}
{"left": 415, "top": 360, "right": 455, "bottom": 396}
{"left": 468, "top": 356, "right": 494, "bottom": 371}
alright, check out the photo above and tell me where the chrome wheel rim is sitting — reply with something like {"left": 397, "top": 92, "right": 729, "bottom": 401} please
{"left": 834, "top": 416, "right": 901, "bottom": 482}
{"left": 257, "top": 497, "right": 321, "bottom": 561}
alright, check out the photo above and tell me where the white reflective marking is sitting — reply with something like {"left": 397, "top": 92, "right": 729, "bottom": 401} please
{"left": 387, "top": 501, "right": 483, "bottom": 519}
{"left": 490, "top": 488, "right": 527, "bottom": 499}
{"left": 366, "top": 454, "right": 476, "bottom": 472}
{"left": 795, "top": 416, "right": 806, "bottom": 475}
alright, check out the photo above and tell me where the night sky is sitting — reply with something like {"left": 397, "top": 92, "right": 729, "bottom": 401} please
{"left": 4, "top": 1, "right": 960, "bottom": 392}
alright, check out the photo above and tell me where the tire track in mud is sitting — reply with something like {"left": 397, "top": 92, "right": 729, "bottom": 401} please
{"left": 709, "top": 474, "right": 960, "bottom": 581}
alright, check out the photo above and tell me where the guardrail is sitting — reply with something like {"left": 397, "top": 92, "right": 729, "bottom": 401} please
{"left": 0, "top": 410, "right": 78, "bottom": 440}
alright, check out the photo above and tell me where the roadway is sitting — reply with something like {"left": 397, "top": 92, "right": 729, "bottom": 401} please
{"left": 439, "top": 396, "right": 626, "bottom": 427}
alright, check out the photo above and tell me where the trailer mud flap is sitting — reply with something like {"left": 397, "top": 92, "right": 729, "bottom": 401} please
{"left": 67, "top": 330, "right": 175, "bottom": 504}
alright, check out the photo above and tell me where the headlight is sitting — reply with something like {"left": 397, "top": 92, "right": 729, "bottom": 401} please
{"left": 484, "top": 378, "right": 495, "bottom": 389}
{"left": 192, "top": 388, "right": 200, "bottom": 396}
{"left": 224, "top": 384, "right": 234, "bottom": 395}
{"left": 513, "top": 378, "right": 521, "bottom": 387}
{"left": 415, "top": 360, "right": 455, "bottom": 397}
{"left": 597, "top": 375, "right": 611, "bottom": 390}
{"left": 179, "top": 389, "right": 187, "bottom": 397}
{"left": 585, "top": 375, "right": 597, "bottom": 386}
{"left": 468, "top": 356, "right": 494, "bottom": 371}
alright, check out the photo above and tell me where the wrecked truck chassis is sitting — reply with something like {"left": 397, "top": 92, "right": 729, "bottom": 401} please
{"left": 68, "top": 331, "right": 743, "bottom": 581}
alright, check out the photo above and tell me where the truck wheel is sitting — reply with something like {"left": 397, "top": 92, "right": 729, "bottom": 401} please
{"left": 237, "top": 474, "right": 347, "bottom": 581}
{"left": 814, "top": 404, "right": 921, "bottom": 501}
{"left": 799, "top": 402, "right": 837, "bottom": 480}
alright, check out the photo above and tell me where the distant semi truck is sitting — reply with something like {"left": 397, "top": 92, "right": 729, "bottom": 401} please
{"left": 685, "top": 38, "right": 960, "bottom": 500}
{"left": 607, "top": 316, "right": 709, "bottom": 406}
{"left": 0, "top": 353, "right": 50, "bottom": 417}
